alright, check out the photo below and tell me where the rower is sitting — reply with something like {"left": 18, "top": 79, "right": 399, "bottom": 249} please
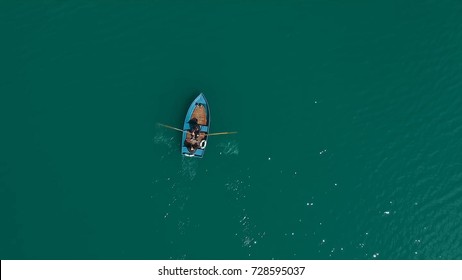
{"left": 188, "top": 118, "right": 201, "bottom": 137}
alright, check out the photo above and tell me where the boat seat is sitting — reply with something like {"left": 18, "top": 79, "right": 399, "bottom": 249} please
{"left": 200, "top": 126, "right": 209, "bottom": 133}
{"left": 182, "top": 147, "right": 191, "bottom": 154}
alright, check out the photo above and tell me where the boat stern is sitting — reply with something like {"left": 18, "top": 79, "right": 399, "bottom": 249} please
{"left": 182, "top": 147, "right": 205, "bottom": 158}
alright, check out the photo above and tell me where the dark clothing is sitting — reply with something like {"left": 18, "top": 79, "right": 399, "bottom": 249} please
{"left": 188, "top": 118, "right": 198, "bottom": 126}
{"left": 188, "top": 118, "right": 200, "bottom": 134}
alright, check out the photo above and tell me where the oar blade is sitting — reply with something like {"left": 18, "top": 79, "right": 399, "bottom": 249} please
{"left": 207, "top": 131, "right": 238, "bottom": 136}
{"left": 157, "top": 123, "right": 184, "bottom": 133}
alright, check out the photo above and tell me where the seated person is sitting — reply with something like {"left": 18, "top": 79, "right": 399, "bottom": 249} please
{"left": 188, "top": 118, "right": 201, "bottom": 137}
{"left": 185, "top": 136, "right": 200, "bottom": 152}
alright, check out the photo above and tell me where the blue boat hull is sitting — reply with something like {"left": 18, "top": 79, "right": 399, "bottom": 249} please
{"left": 181, "top": 93, "right": 210, "bottom": 158}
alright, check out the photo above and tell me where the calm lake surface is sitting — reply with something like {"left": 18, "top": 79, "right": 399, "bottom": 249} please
{"left": 1, "top": 0, "right": 462, "bottom": 259}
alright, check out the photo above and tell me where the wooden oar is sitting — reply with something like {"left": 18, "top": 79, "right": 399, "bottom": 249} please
{"left": 157, "top": 123, "right": 184, "bottom": 133}
{"left": 207, "top": 131, "right": 238, "bottom": 136}
{"left": 158, "top": 123, "right": 237, "bottom": 136}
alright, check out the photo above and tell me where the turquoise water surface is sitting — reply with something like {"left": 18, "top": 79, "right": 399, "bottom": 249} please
{"left": 1, "top": 1, "right": 462, "bottom": 259}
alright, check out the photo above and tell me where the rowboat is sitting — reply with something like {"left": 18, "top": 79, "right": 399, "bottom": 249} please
{"left": 157, "top": 93, "right": 236, "bottom": 158}
{"left": 181, "top": 93, "right": 210, "bottom": 158}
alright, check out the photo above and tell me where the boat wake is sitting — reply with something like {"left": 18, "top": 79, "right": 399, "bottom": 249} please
{"left": 217, "top": 140, "right": 239, "bottom": 156}
{"left": 153, "top": 131, "right": 174, "bottom": 149}
{"left": 180, "top": 157, "right": 198, "bottom": 180}
{"left": 239, "top": 209, "right": 258, "bottom": 249}
{"left": 152, "top": 172, "right": 193, "bottom": 258}
{"left": 225, "top": 175, "right": 263, "bottom": 253}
